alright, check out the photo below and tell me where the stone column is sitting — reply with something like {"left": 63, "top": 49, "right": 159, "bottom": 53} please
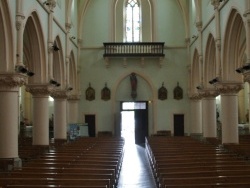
{"left": 0, "top": 73, "right": 26, "bottom": 166}
{"left": 46, "top": 0, "right": 57, "bottom": 80}
{"left": 67, "top": 94, "right": 80, "bottom": 124}
{"left": 26, "top": 84, "right": 52, "bottom": 145}
{"left": 243, "top": 7, "right": 250, "bottom": 124}
{"left": 189, "top": 94, "right": 202, "bottom": 136}
{"left": 200, "top": 89, "right": 219, "bottom": 138}
{"left": 51, "top": 90, "right": 68, "bottom": 140}
{"left": 212, "top": 0, "right": 222, "bottom": 77}
{"left": 16, "top": 0, "right": 25, "bottom": 66}
{"left": 216, "top": 83, "right": 243, "bottom": 144}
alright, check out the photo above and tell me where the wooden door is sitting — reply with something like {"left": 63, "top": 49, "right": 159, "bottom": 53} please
{"left": 85, "top": 114, "right": 96, "bottom": 137}
{"left": 134, "top": 109, "right": 148, "bottom": 144}
{"left": 174, "top": 114, "right": 184, "bottom": 136}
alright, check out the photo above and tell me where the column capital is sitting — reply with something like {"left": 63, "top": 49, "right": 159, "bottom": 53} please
{"left": 199, "top": 88, "right": 219, "bottom": 98}
{"left": 215, "top": 38, "right": 221, "bottom": 51}
{"left": 189, "top": 93, "right": 202, "bottom": 100}
{"left": 45, "top": 0, "right": 57, "bottom": 12}
{"left": 215, "top": 82, "right": 244, "bottom": 94}
{"left": 211, "top": 0, "right": 220, "bottom": 9}
{"left": 68, "top": 94, "right": 81, "bottom": 101}
{"left": 0, "top": 73, "right": 27, "bottom": 91}
{"left": 243, "top": 9, "right": 250, "bottom": 17}
{"left": 15, "top": 14, "right": 25, "bottom": 31}
{"left": 196, "top": 21, "right": 202, "bottom": 31}
{"left": 48, "top": 42, "right": 54, "bottom": 54}
{"left": 65, "top": 23, "right": 72, "bottom": 33}
{"left": 185, "top": 38, "right": 190, "bottom": 46}
{"left": 77, "top": 38, "right": 83, "bottom": 47}
{"left": 51, "top": 90, "right": 68, "bottom": 99}
{"left": 26, "top": 84, "right": 53, "bottom": 97}
{"left": 243, "top": 70, "right": 250, "bottom": 82}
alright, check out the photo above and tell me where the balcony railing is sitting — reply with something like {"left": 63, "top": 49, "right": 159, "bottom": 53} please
{"left": 103, "top": 42, "right": 165, "bottom": 58}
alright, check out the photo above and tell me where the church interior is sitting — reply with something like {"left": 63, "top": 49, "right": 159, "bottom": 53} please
{"left": 1, "top": 0, "right": 250, "bottom": 187}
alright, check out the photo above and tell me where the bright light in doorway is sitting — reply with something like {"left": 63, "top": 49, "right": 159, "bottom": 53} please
{"left": 121, "top": 111, "right": 135, "bottom": 144}
{"left": 49, "top": 96, "right": 54, "bottom": 102}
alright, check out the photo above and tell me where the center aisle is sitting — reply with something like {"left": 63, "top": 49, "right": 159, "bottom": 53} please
{"left": 117, "top": 141, "right": 157, "bottom": 188}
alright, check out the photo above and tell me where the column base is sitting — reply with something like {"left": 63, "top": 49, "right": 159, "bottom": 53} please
{"left": 50, "top": 138, "right": 67, "bottom": 148}
{"left": 0, "top": 157, "right": 22, "bottom": 171}
{"left": 14, "top": 157, "right": 22, "bottom": 169}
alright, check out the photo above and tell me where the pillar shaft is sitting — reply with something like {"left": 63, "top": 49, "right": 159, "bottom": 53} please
{"left": 0, "top": 90, "right": 19, "bottom": 157}
{"left": 0, "top": 73, "right": 26, "bottom": 158}
{"left": 54, "top": 98, "right": 67, "bottom": 139}
{"left": 26, "top": 84, "right": 52, "bottom": 145}
{"left": 190, "top": 99, "right": 202, "bottom": 135}
{"left": 32, "top": 96, "right": 49, "bottom": 145}
{"left": 51, "top": 90, "right": 68, "bottom": 140}
{"left": 215, "top": 83, "right": 243, "bottom": 144}
{"left": 202, "top": 98, "right": 217, "bottom": 137}
{"left": 221, "top": 94, "right": 239, "bottom": 144}
{"left": 67, "top": 95, "right": 80, "bottom": 124}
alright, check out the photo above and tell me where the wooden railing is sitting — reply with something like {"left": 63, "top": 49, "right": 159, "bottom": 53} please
{"left": 103, "top": 42, "right": 165, "bottom": 58}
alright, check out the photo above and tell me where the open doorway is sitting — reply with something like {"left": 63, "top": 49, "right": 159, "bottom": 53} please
{"left": 120, "top": 101, "right": 148, "bottom": 145}
{"left": 121, "top": 111, "right": 135, "bottom": 144}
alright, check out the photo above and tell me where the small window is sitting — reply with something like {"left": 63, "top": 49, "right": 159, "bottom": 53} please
{"left": 125, "top": 0, "right": 141, "bottom": 42}
{"left": 122, "top": 102, "right": 146, "bottom": 110}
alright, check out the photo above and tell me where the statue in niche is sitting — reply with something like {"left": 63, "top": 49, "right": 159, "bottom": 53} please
{"left": 86, "top": 83, "right": 95, "bottom": 101}
{"left": 158, "top": 82, "right": 168, "bottom": 100}
{"left": 173, "top": 82, "right": 183, "bottom": 100}
{"left": 101, "top": 82, "right": 111, "bottom": 101}
{"left": 130, "top": 72, "right": 137, "bottom": 100}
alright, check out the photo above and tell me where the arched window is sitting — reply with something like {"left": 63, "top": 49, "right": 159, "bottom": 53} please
{"left": 125, "top": 0, "right": 141, "bottom": 42}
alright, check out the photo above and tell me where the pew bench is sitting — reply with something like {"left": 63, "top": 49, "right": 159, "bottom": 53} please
{"left": 161, "top": 175, "right": 250, "bottom": 188}
{"left": 0, "top": 178, "right": 111, "bottom": 188}
{"left": 13, "top": 167, "right": 118, "bottom": 185}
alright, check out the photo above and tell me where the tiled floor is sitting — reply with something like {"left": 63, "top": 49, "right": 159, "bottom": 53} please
{"left": 117, "top": 141, "right": 157, "bottom": 188}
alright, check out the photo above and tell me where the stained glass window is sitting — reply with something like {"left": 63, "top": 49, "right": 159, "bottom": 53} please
{"left": 125, "top": 0, "right": 141, "bottom": 42}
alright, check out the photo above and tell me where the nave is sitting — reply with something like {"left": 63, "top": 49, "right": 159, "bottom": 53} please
{"left": 117, "top": 142, "right": 157, "bottom": 188}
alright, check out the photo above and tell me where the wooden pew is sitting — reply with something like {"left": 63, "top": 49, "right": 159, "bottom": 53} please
{"left": 146, "top": 136, "right": 250, "bottom": 187}
{"left": 13, "top": 137, "right": 124, "bottom": 188}
{"left": 161, "top": 175, "right": 250, "bottom": 188}
{"left": 0, "top": 177, "right": 111, "bottom": 188}
{"left": 7, "top": 186, "right": 107, "bottom": 188}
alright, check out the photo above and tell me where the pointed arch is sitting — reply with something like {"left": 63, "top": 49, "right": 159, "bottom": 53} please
{"left": 53, "top": 36, "right": 65, "bottom": 88}
{"left": 69, "top": 50, "right": 77, "bottom": 92}
{"left": 114, "top": 0, "right": 153, "bottom": 42}
{"left": 191, "top": 49, "right": 200, "bottom": 93}
{"left": 113, "top": 70, "right": 155, "bottom": 100}
{"left": 0, "top": 0, "right": 14, "bottom": 71}
{"left": 124, "top": 0, "right": 141, "bottom": 42}
{"left": 222, "top": 8, "right": 246, "bottom": 82}
{"left": 176, "top": 0, "right": 189, "bottom": 38}
{"left": 23, "top": 11, "right": 46, "bottom": 84}
{"left": 204, "top": 33, "right": 216, "bottom": 88}
{"left": 78, "top": 0, "right": 91, "bottom": 41}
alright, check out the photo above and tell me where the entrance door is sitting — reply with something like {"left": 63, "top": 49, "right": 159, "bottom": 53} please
{"left": 120, "top": 101, "right": 148, "bottom": 145}
{"left": 85, "top": 114, "right": 96, "bottom": 137}
{"left": 174, "top": 114, "right": 184, "bottom": 136}
{"left": 134, "top": 109, "right": 148, "bottom": 144}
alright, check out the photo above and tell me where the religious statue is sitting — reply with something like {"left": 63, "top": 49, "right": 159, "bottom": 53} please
{"left": 101, "top": 82, "right": 111, "bottom": 101}
{"left": 173, "top": 82, "right": 183, "bottom": 100}
{"left": 130, "top": 72, "right": 137, "bottom": 100}
{"left": 86, "top": 83, "right": 95, "bottom": 101}
{"left": 158, "top": 82, "right": 167, "bottom": 100}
